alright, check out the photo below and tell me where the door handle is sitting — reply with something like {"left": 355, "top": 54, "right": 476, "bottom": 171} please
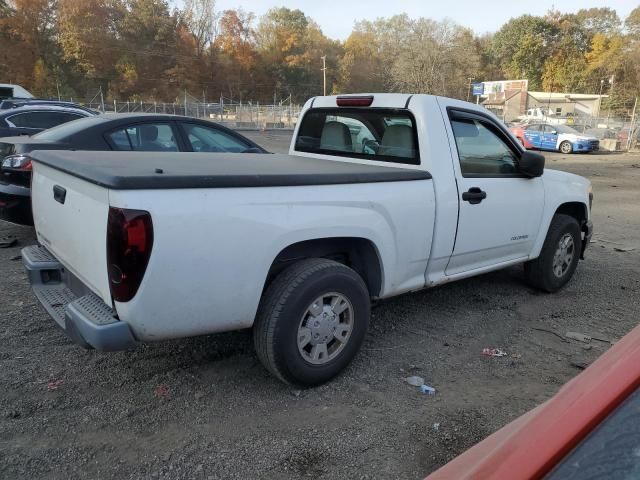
{"left": 462, "top": 187, "right": 486, "bottom": 205}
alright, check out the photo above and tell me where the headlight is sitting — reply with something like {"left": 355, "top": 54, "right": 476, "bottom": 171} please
{"left": 588, "top": 185, "right": 593, "bottom": 211}
{"left": 1, "top": 154, "right": 32, "bottom": 171}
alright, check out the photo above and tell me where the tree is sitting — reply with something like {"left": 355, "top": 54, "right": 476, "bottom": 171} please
{"left": 214, "top": 9, "right": 251, "bottom": 99}
{"left": 336, "top": 29, "right": 385, "bottom": 93}
{"left": 0, "top": 0, "right": 57, "bottom": 93}
{"left": 541, "top": 51, "right": 588, "bottom": 92}
{"left": 389, "top": 18, "right": 479, "bottom": 97}
{"left": 181, "top": 0, "right": 216, "bottom": 57}
{"left": 491, "top": 15, "right": 558, "bottom": 89}
{"left": 254, "top": 7, "right": 337, "bottom": 101}
{"left": 0, "top": 0, "right": 11, "bottom": 14}
{"left": 575, "top": 7, "right": 621, "bottom": 36}
{"left": 626, "top": 6, "right": 640, "bottom": 38}
{"left": 111, "top": 0, "right": 179, "bottom": 99}
{"left": 254, "top": 6, "right": 309, "bottom": 95}
{"left": 57, "top": 0, "right": 124, "bottom": 90}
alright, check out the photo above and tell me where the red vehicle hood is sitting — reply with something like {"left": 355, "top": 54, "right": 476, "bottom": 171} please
{"left": 427, "top": 322, "right": 640, "bottom": 480}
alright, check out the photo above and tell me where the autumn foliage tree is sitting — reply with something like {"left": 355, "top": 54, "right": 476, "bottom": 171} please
{"left": 0, "top": 2, "right": 638, "bottom": 109}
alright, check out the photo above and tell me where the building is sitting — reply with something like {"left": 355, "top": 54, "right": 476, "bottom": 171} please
{"left": 526, "top": 92, "right": 605, "bottom": 118}
{"left": 478, "top": 79, "right": 606, "bottom": 122}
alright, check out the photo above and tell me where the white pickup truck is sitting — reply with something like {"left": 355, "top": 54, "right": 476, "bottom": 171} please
{"left": 22, "top": 94, "right": 593, "bottom": 386}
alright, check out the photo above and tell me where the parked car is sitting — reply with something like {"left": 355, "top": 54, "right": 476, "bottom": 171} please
{"left": 21, "top": 94, "right": 593, "bottom": 386}
{"left": 0, "top": 83, "right": 33, "bottom": 100}
{"left": 583, "top": 127, "right": 618, "bottom": 140}
{"left": 0, "top": 98, "right": 97, "bottom": 114}
{"left": 427, "top": 321, "right": 640, "bottom": 479}
{"left": 510, "top": 122, "right": 599, "bottom": 153}
{"left": 0, "top": 113, "right": 268, "bottom": 224}
{"left": 616, "top": 126, "right": 640, "bottom": 146}
{"left": 0, "top": 104, "right": 95, "bottom": 137}
{"left": 517, "top": 107, "right": 567, "bottom": 125}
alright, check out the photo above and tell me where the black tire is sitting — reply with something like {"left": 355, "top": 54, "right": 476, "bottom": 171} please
{"left": 524, "top": 214, "right": 582, "bottom": 292}
{"left": 253, "top": 258, "right": 370, "bottom": 386}
{"left": 559, "top": 141, "right": 573, "bottom": 154}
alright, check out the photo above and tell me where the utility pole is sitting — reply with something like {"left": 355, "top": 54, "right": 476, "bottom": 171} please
{"left": 467, "top": 77, "right": 473, "bottom": 102}
{"left": 99, "top": 86, "right": 105, "bottom": 113}
{"left": 627, "top": 97, "right": 637, "bottom": 152}
{"left": 321, "top": 55, "right": 327, "bottom": 96}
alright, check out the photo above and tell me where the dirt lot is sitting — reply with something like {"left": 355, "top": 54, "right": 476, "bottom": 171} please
{"left": 1, "top": 134, "right": 639, "bottom": 479}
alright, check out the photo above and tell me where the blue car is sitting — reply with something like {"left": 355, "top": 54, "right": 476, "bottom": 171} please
{"left": 512, "top": 123, "right": 599, "bottom": 154}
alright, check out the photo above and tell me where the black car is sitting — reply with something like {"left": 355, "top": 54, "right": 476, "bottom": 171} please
{"left": 0, "top": 104, "right": 96, "bottom": 137}
{"left": 0, "top": 113, "right": 268, "bottom": 225}
{"left": 0, "top": 98, "right": 98, "bottom": 114}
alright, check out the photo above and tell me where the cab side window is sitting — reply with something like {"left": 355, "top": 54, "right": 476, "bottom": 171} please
{"left": 107, "top": 123, "right": 179, "bottom": 151}
{"left": 450, "top": 118, "right": 518, "bottom": 176}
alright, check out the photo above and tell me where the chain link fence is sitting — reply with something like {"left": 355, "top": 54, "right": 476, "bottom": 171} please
{"left": 559, "top": 115, "right": 639, "bottom": 152}
{"left": 79, "top": 98, "right": 302, "bottom": 130}
{"left": 64, "top": 93, "right": 640, "bottom": 150}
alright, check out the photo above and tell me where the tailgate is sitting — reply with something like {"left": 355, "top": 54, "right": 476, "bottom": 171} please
{"left": 31, "top": 162, "right": 112, "bottom": 304}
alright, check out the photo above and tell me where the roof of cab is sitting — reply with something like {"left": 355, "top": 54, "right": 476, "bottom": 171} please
{"left": 309, "top": 93, "right": 415, "bottom": 109}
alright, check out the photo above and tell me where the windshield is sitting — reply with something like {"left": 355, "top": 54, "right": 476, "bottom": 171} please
{"left": 31, "top": 115, "right": 101, "bottom": 141}
{"left": 554, "top": 124, "right": 581, "bottom": 135}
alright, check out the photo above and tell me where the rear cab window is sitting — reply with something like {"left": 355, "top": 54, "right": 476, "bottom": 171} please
{"left": 294, "top": 108, "right": 420, "bottom": 165}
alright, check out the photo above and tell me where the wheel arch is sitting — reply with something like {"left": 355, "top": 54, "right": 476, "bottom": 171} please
{"left": 555, "top": 201, "right": 588, "bottom": 226}
{"left": 531, "top": 201, "right": 589, "bottom": 259}
{"left": 264, "top": 237, "right": 384, "bottom": 299}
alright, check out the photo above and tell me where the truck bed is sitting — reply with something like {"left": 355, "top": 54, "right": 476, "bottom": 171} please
{"left": 28, "top": 151, "right": 431, "bottom": 190}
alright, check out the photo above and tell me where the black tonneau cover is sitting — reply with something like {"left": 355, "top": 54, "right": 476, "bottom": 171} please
{"left": 29, "top": 151, "right": 431, "bottom": 190}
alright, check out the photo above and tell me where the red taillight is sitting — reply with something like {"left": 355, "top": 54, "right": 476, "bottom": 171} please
{"left": 1, "top": 153, "right": 32, "bottom": 171}
{"left": 336, "top": 95, "right": 374, "bottom": 107}
{"left": 107, "top": 207, "right": 153, "bottom": 303}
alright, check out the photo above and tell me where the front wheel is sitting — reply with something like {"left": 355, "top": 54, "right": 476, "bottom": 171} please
{"left": 524, "top": 214, "right": 582, "bottom": 292}
{"left": 253, "top": 258, "right": 370, "bottom": 386}
{"left": 559, "top": 141, "right": 573, "bottom": 154}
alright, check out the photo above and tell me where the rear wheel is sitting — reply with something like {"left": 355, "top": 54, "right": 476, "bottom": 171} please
{"left": 253, "top": 258, "right": 370, "bottom": 386}
{"left": 524, "top": 214, "right": 582, "bottom": 292}
{"left": 559, "top": 141, "right": 573, "bottom": 154}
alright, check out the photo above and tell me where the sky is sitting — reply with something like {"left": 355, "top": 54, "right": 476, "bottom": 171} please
{"left": 212, "top": 0, "right": 636, "bottom": 39}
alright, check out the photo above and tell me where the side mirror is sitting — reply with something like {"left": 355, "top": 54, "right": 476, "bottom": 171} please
{"left": 519, "top": 151, "right": 545, "bottom": 178}
{"left": 550, "top": 130, "right": 558, "bottom": 135}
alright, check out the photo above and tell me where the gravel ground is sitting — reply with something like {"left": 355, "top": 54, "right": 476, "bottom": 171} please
{"left": 1, "top": 134, "right": 639, "bottom": 479}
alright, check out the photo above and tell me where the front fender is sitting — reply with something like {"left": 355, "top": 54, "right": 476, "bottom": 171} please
{"left": 530, "top": 169, "right": 591, "bottom": 259}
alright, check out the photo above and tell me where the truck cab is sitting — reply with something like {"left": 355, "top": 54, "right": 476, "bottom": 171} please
{"left": 290, "top": 94, "right": 592, "bottom": 282}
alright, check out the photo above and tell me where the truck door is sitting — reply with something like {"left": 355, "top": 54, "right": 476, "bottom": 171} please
{"left": 443, "top": 108, "right": 545, "bottom": 276}
{"left": 541, "top": 124, "right": 560, "bottom": 151}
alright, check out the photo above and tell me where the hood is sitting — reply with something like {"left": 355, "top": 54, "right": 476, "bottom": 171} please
{"left": 544, "top": 168, "right": 591, "bottom": 189}
{"left": 576, "top": 135, "right": 598, "bottom": 142}
{"left": 560, "top": 133, "right": 598, "bottom": 143}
